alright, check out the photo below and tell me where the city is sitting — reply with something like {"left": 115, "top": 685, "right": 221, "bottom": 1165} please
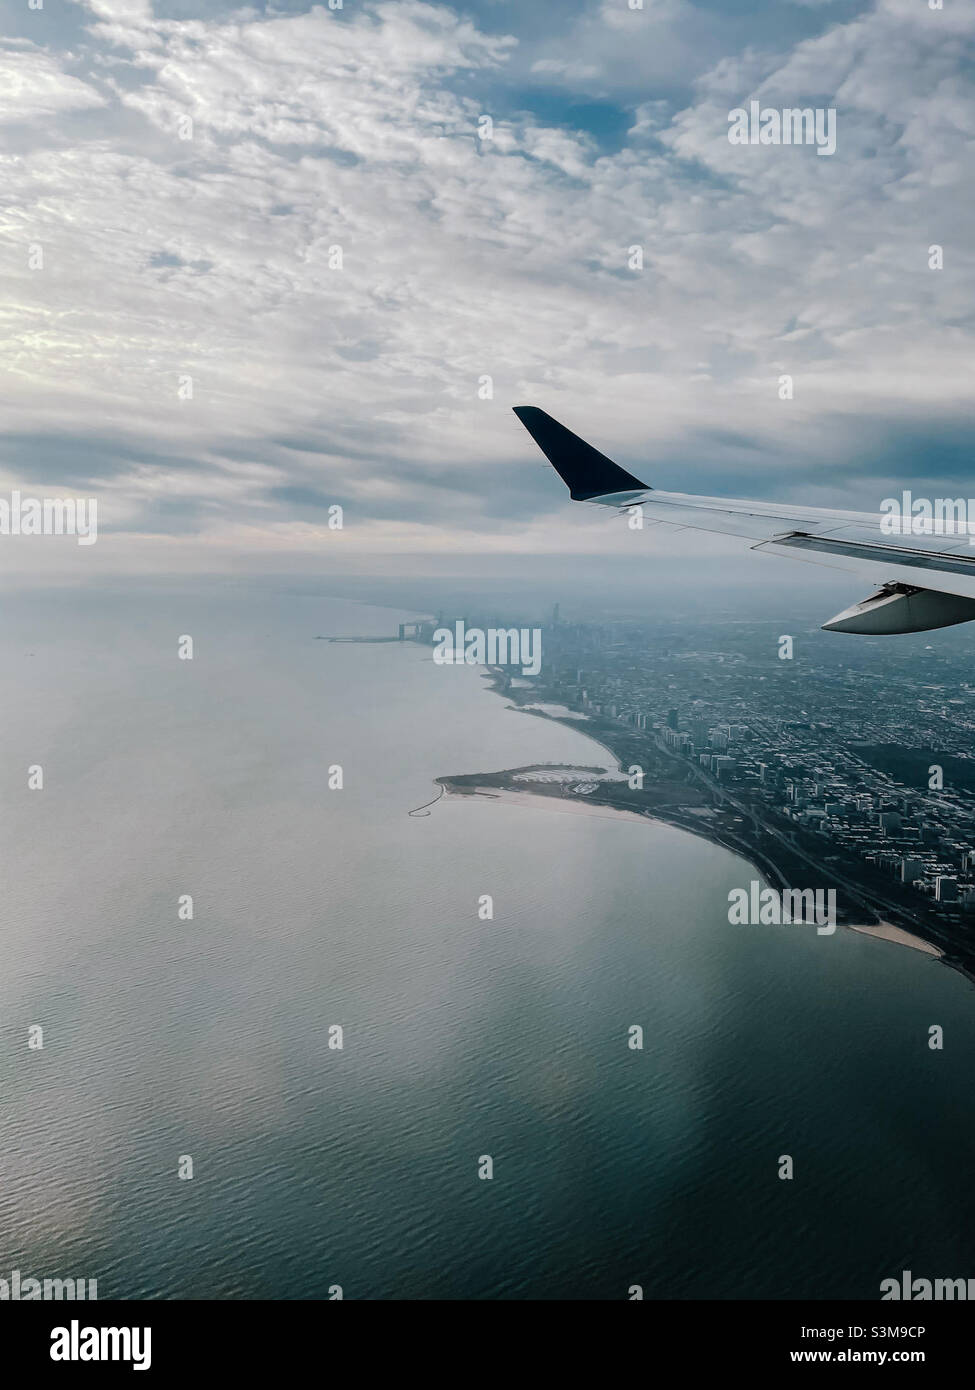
{"left": 418, "top": 607, "right": 975, "bottom": 984}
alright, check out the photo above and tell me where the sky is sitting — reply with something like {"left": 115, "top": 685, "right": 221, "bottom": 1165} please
{"left": 0, "top": 0, "right": 972, "bottom": 581}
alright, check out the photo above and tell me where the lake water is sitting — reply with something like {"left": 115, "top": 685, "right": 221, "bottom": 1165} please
{"left": 1, "top": 587, "right": 973, "bottom": 1299}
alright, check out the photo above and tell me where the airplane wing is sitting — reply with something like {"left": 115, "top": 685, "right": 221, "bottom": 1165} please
{"left": 513, "top": 405, "right": 975, "bottom": 635}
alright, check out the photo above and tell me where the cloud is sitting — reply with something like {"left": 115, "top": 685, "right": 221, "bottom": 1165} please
{"left": 0, "top": 0, "right": 971, "bottom": 576}
{"left": 0, "top": 38, "right": 105, "bottom": 122}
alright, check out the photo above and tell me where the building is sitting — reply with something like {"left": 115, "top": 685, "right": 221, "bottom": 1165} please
{"left": 935, "top": 876, "right": 959, "bottom": 902}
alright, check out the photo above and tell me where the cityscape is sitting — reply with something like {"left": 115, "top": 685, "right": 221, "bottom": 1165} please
{"left": 412, "top": 607, "right": 975, "bottom": 985}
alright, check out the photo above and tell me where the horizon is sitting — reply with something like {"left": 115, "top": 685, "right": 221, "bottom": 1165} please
{"left": 0, "top": 0, "right": 971, "bottom": 580}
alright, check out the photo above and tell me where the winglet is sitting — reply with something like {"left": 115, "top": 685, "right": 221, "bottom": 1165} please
{"left": 513, "top": 406, "right": 649, "bottom": 500}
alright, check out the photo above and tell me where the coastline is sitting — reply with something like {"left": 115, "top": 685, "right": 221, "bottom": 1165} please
{"left": 441, "top": 781, "right": 943, "bottom": 959}
{"left": 510, "top": 706, "right": 626, "bottom": 769}
{"left": 429, "top": 667, "right": 948, "bottom": 965}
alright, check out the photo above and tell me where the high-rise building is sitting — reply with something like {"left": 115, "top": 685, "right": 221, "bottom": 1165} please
{"left": 895, "top": 850, "right": 917, "bottom": 884}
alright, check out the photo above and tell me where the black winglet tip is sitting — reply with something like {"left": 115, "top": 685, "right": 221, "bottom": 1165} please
{"left": 512, "top": 405, "right": 649, "bottom": 497}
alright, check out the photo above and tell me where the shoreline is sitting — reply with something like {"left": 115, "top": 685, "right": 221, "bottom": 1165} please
{"left": 508, "top": 705, "right": 626, "bottom": 770}
{"left": 428, "top": 664, "right": 952, "bottom": 966}
{"left": 441, "top": 782, "right": 943, "bottom": 959}
{"left": 849, "top": 922, "right": 942, "bottom": 957}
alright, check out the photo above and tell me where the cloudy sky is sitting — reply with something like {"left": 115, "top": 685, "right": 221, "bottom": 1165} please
{"left": 1, "top": 0, "right": 972, "bottom": 579}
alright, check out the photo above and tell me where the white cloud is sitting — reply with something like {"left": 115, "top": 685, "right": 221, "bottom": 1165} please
{"left": 0, "top": 39, "right": 105, "bottom": 122}
{"left": 0, "top": 0, "right": 970, "bottom": 575}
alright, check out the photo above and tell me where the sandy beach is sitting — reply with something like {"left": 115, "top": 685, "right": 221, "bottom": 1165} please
{"left": 850, "top": 922, "right": 943, "bottom": 957}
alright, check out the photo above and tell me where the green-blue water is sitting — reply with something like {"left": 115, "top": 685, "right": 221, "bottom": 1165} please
{"left": 0, "top": 588, "right": 973, "bottom": 1299}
